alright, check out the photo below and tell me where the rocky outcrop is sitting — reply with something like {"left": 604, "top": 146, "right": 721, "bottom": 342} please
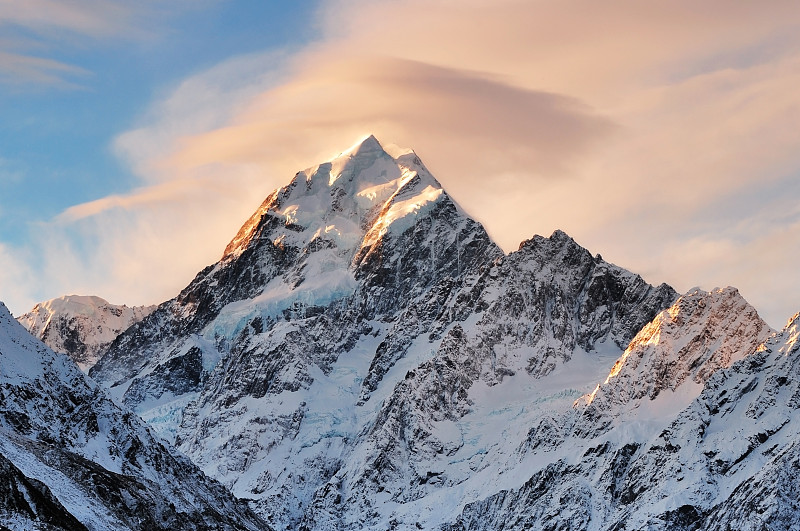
{"left": 571, "top": 287, "right": 773, "bottom": 439}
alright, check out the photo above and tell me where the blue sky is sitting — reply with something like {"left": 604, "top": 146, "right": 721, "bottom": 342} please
{"left": 0, "top": 1, "right": 318, "bottom": 245}
{"left": 1, "top": 1, "right": 799, "bottom": 329}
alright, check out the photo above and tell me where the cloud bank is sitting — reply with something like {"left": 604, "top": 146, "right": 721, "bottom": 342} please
{"left": 5, "top": 0, "right": 800, "bottom": 328}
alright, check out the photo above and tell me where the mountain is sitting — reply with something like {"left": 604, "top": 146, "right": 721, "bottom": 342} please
{"left": 572, "top": 286, "right": 774, "bottom": 439}
{"left": 90, "top": 134, "right": 500, "bottom": 437}
{"left": 0, "top": 301, "right": 268, "bottom": 530}
{"left": 448, "top": 288, "right": 787, "bottom": 530}
{"left": 89, "top": 136, "right": 680, "bottom": 528}
{"left": 300, "top": 230, "right": 678, "bottom": 530}
{"left": 17, "top": 295, "right": 155, "bottom": 371}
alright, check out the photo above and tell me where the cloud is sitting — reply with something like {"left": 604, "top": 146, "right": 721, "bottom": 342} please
{"left": 114, "top": 50, "right": 289, "bottom": 183}
{"left": 642, "top": 210, "right": 800, "bottom": 330}
{"left": 0, "top": 50, "right": 89, "bottom": 88}
{"left": 0, "top": 242, "right": 37, "bottom": 316}
{"left": 12, "top": 0, "right": 800, "bottom": 328}
{"left": 0, "top": 1, "right": 132, "bottom": 86}
{"left": 0, "top": 0, "right": 214, "bottom": 87}
{"left": 4, "top": 169, "right": 271, "bottom": 315}
{"left": 0, "top": 1, "right": 141, "bottom": 38}
{"left": 159, "top": 55, "right": 614, "bottom": 185}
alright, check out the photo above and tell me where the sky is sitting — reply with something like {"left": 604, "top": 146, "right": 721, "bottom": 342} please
{"left": 1, "top": 1, "right": 799, "bottom": 329}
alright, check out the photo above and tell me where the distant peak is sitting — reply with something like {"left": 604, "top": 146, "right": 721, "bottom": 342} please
{"left": 56, "top": 294, "right": 110, "bottom": 306}
{"left": 549, "top": 229, "right": 572, "bottom": 242}
{"left": 516, "top": 229, "right": 583, "bottom": 254}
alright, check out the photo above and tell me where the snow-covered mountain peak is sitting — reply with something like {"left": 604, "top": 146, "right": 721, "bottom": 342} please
{"left": 602, "top": 286, "right": 770, "bottom": 391}
{"left": 222, "top": 135, "right": 443, "bottom": 262}
{"left": 85, "top": 137, "right": 709, "bottom": 529}
{"left": 28, "top": 294, "right": 108, "bottom": 316}
{"left": 17, "top": 294, "right": 155, "bottom": 371}
{"left": 305, "top": 134, "right": 397, "bottom": 189}
{"left": 575, "top": 286, "right": 772, "bottom": 438}
{"left": 778, "top": 311, "right": 800, "bottom": 354}
{"left": 91, "top": 136, "right": 499, "bottom": 447}
{"left": 335, "top": 133, "right": 383, "bottom": 158}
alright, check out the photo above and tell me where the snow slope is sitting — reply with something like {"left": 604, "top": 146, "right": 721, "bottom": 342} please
{"left": 573, "top": 287, "right": 774, "bottom": 439}
{"left": 0, "top": 301, "right": 267, "bottom": 530}
{"left": 448, "top": 290, "right": 792, "bottom": 531}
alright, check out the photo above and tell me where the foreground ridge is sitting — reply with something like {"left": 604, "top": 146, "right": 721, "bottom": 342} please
{"left": 0, "top": 302, "right": 268, "bottom": 530}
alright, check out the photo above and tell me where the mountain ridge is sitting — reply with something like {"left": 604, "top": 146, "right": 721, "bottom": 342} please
{"left": 82, "top": 136, "right": 685, "bottom": 528}
{"left": 11, "top": 136, "right": 798, "bottom": 530}
{"left": 0, "top": 301, "right": 269, "bottom": 530}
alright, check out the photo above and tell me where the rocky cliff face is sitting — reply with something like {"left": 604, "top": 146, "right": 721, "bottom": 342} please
{"left": 447, "top": 289, "right": 791, "bottom": 531}
{"left": 88, "top": 136, "right": 686, "bottom": 529}
{"left": 17, "top": 295, "right": 155, "bottom": 371}
{"left": 297, "top": 231, "right": 678, "bottom": 529}
{"left": 0, "top": 302, "right": 268, "bottom": 530}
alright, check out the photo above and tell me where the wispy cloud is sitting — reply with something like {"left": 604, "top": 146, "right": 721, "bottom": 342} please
{"left": 0, "top": 50, "right": 89, "bottom": 88}
{"left": 0, "top": 0, "right": 212, "bottom": 87}
{"left": 114, "top": 50, "right": 289, "bottom": 184}
{"left": 10, "top": 0, "right": 800, "bottom": 327}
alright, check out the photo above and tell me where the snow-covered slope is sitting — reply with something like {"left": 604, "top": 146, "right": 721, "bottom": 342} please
{"left": 17, "top": 295, "right": 155, "bottom": 371}
{"left": 0, "top": 301, "right": 267, "bottom": 530}
{"left": 572, "top": 287, "right": 774, "bottom": 439}
{"left": 447, "top": 289, "right": 791, "bottom": 531}
{"left": 89, "top": 136, "right": 680, "bottom": 528}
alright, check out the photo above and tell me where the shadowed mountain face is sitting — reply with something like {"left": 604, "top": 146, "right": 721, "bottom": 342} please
{"left": 0, "top": 302, "right": 269, "bottom": 531}
{"left": 85, "top": 136, "right": 699, "bottom": 529}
